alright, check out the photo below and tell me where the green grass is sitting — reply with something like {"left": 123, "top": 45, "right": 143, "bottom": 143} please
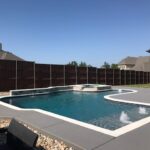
{"left": 126, "top": 84, "right": 150, "bottom": 88}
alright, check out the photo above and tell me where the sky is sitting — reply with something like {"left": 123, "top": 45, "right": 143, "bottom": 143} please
{"left": 0, "top": 0, "right": 150, "bottom": 67}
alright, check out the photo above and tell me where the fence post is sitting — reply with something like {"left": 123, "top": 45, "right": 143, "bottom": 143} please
{"left": 113, "top": 69, "right": 115, "bottom": 85}
{"left": 75, "top": 66, "right": 77, "bottom": 85}
{"left": 130, "top": 70, "right": 131, "bottom": 85}
{"left": 120, "top": 70, "right": 121, "bottom": 85}
{"left": 105, "top": 68, "right": 106, "bottom": 84}
{"left": 64, "top": 65, "right": 65, "bottom": 86}
{"left": 96, "top": 68, "right": 98, "bottom": 84}
{"left": 138, "top": 72, "right": 140, "bottom": 84}
{"left": 148, "top": 72, "right": 149, "bottom": 83}
{"left": 33, "top": 62, "right": 35, "bottom": 89}
{"left": 15, "top": 60, "right": 17, "bottom": 89}
{"left": 50, "top": 65, "right": 52, "bottom": 86}
{"left": 135, "top": 71, "right": 136, "bottom": 84}
{"left": 87, "top": 67, "right": 88, "bottom": 84}
{"left": 124, "top": 70, "right": 126, "bottom": 85}
{"left": 143, "top": 72, "right": 144, "bottom": 84}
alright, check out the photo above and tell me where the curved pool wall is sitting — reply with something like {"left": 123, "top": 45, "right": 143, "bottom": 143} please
{"left": 0, "top": 84, "right": 150, "bottom": 137}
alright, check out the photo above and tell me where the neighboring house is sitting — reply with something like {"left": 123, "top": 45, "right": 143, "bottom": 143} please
{"left": 133, "top": 56, "right": 150, "bottom": 72}
{"left": 118, "top": 56, "right": 137, "bottom": 70}
{"left": 118, "top": 56, "right": 150, "bottom": 72}
{"left": 0, "top": 43, "right": 24, "bottom": 61}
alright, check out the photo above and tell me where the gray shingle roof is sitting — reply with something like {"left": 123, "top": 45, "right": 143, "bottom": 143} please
{"left": 132, "top": 56, "right": 150, "bottom": 71}
{"left": 118, "top": 56, "right": 150, "bottom": 71}
{"left": 0, "top": 50, "right": 24, "bottom": 61}
{"left": 118, "top": 56, "right": 137, "bottom": 65}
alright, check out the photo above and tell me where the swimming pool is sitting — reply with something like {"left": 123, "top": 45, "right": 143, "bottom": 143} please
{"left": 1, "top": 90, "right": 150, "bottom": 130}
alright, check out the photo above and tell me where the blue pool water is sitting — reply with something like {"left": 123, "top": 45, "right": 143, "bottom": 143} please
{"left": 2, "top": 90, "right": 150, "bottom": 130}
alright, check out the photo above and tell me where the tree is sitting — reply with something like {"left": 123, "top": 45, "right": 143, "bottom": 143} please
{"left": 101, "top": 61, "right": 110, "bottom": 69}
{"left": 67, "top": 61, "right": 78, "bottom": 66}
{"left": 111, "top": 64, "right": 118, "bottom": 69}
{"left": 67, "top": 61, "right": 93, "bottom": 67}
{"left": 79, "top": 61, "right": 87, "bottom": 67}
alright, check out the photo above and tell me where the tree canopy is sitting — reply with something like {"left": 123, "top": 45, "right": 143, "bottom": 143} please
{"left": 67, "top": 61, "right": 78, "bottom": 66}
{"left": 101, "top": 62, "right": 118, "bottom": 69}
{"left": 111, "top": 63, "right": 118, "bottom": 69}
{"left": 101, "top": 61, "right": 110, "bottom": 69}
{"left": 67, "top": 61, "right": 119, "bottom": 69}
{"left": 67, "top": 61, "right": 92, "bottom": 67}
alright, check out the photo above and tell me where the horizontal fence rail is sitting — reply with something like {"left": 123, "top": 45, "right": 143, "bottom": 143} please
{"left": 0, "top": 60, "right": 150, "bottom": 91}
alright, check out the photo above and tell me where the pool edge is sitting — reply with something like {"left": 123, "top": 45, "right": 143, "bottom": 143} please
{"left": 0, "top": 86, "right": 150, "bottom": 137}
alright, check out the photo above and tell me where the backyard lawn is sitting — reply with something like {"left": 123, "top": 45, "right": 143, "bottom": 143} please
{"left": 126, "top": 84, "right": 150, "bottom": 88}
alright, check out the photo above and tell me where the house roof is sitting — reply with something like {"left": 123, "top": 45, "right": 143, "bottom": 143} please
{"left": 118, "top": 56, "right": 137, "bottom": 65}
{"left": 132, "top": 56, "right": 150, "bottom": 71}
{"left": 0, "top": 50, "right": 24, "bottom": 61}
{"left": 118, "top": 56, "right": 150, "bottom": 71}
{"left": 146, "top": 49, "right": 150, "bottom": 53}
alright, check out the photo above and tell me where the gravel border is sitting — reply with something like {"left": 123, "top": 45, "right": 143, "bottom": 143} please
{"left": 0, "top": 118, "right": 74, "bottom": 150}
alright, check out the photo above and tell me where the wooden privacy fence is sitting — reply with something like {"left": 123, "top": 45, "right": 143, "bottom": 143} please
{"left": 0, "top": 60, "right": 150, "bottom": 91}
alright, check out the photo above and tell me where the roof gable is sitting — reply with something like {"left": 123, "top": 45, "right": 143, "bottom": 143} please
{"left": 0, "top": 50, "right": 24, "bottom": 61}
{"left": 118, "top": 56, "right": 137, "bottom": 65}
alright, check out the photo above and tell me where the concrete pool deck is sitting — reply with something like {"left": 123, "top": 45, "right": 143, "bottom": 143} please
{"left": 0, "top": 105, "right": 114, "bottom": 150}
{"left": 0, "top": 86, "right": 150, "bottom": 149}
{"left": 112, "top": 86, "right": 150, "bottom": 104}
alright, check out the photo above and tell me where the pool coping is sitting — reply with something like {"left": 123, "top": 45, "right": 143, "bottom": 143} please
{"left": 0, "top": 86, "right": 150, "bottom": 138}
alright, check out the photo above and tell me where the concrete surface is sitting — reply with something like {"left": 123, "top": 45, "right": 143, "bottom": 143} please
{"left": 0, "top": 86, "right": 150, "bottom": 150}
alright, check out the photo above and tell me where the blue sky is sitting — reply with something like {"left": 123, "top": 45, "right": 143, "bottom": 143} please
{"left": 0, "top": 0, "right": 150, "bottom": 67}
